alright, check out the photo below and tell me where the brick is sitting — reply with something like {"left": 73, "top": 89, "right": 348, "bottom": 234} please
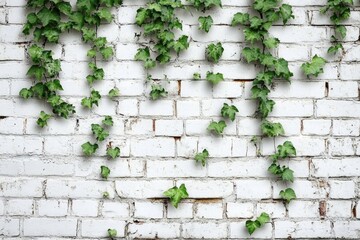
{"left": 302, "top": 119, "right": 331, "bottom": 136}
{"left": 81, "top": 219, "right": 126, "bottom": 237}
{"left": 72, "top": 200, "right": 98, "bottom": 217}
{"left": 167, "top": 203, "right": 193, "bottom": 218}
{"left": 134, "top": 202, "right": 163, "bottom": 219}
{"left": 334, "top": 221, "right": 360, "bottom": 238}
{"left": 226, "top": 202, "right": 253, "bottom": 219}
{"left": 38, "top": 200, "right": 68, "bottom": 217}
{"left": 128, "top": 222, "right": 180, "bottom": 239}
{"left": 333, "top": 120, "right": 360, "bottom": 136}
{"left": 155, "top": 119, "right": 183, "bottom": 136}
{"left": 312, "top": 158, "right": 360, "bottom": 177}
{"left": 115, "top": 180, "right": 172, "bottom": 198}
{"left": 24, "top": 218, "right": 77, "bottom": 237}
{"left": 0, "top": 218, "right": 20, "bottom": 236}
{"left": 5, "top": 199, "right": 33, "bottom": 216}
{"left": 131, "top": 138, "right": 175, "bottom": 157}
{"left": 101, "top": 202, "right": 129, "bottom": 218}
{"left": 0, "top": 178, "right": 43, "bottom": 197}
{"left": 181, "top": 180, "right": 233, "bottom": 198}
{"left": 139, "top": 100, "right": 173, "bottom": 116}
{"left": 147, "top": 160, "right": 206, "bottom": 178}
{"left": 230, "top": 221, "right": 272, "bottom": 239}
{"left": 182, "top": 222, "right": 227, "bottom": 239}
{"left": 288, "top": 201, "right": 319, "bottom": 218}
{"left": 327, "top": 200, "right": 352, "bottom": 218}
{"left": 195, "top": 203, "right": 223, "bottom": 219}
{"left": 236, "top": 180, "right": 272, "bottom": 199}
{"left": 329, "top": 180, "right": 355, "bottom": 199}
{"left": 275, "top": 221, "right": 332, "bottom": 238}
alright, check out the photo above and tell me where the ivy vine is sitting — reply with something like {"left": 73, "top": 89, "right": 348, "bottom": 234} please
{"left": 232, "top": 0, "right": 298, "bottom": 232}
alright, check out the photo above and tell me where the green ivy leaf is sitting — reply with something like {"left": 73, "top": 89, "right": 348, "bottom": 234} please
{"left": 335, "top": 25, "right": 347, "bottom": 39}
{"left": 164, "top": 184, "right": 189, "bottom": 208}
{"left": 102, "top": 116, "right": 114, "bottom": 126}
{"left": 245, "top": 212, "right": 270, "bottom": 235}
{"left": 135, "top": 8, "right": 148, "bottom": 25}
{"left": 281, "top": 167, "right": 294, "bottom": 182}
{"left": 100, "top": 46, "right": 114, "bottom": 59}
{"left": 301, "top": 55, "right": 327, "bottom": 78}
{"left": 280, "top": 188, "right": 296, "bottom": 203}
{"left": 206, "top": 71, "right": 224, "bottom": 84}
{"left": 242, "top": 47, "right": 261, "bottom": 63}
{"left": 193, "top": 72, "right": 201, "bottom": 80}
{"left": 259, "top": 99, "right": 275, "bottom": 119}
{"left": 173, "top": 35, "right": 189, "bottom": 54}
{"left": 327, "top": 43, "right": 343, "bottom": 54}
{"left": 207, "top": 120, "right": 227, "bottom": 135}
{"left": 232, "top": 12, "right": 250, "bottom": 26}
{"left": 28, "top": 44, "right": 43, "bottom": 63}
{"left": 19, "top": 88, "right": 33, "bottom": 99}
{"left": 91, "top": 124, "right": 109, "bottom": 142}
{"left": 108, "top": 229, "right": 117, "bottom": 239}
{"left": 36, "top": 111, "right": 51, "bottom": 128}
{"left": 101, "top": 165, "right": 111, "bottom": 179}
{"left": 277, "top": 141, "right": 296, "bottom": 158}
{"left": 263, "top": 37, "right": 280, "bottom": 49}
{"left": 254, "top": 0, "right": 278, "bottom": 13}
{"left": 150, "top": 84, "right": 168, "bottom": 100}
{"left": 261, "top": 121, "right": 284, "bottom": 137}
{"left": 279, "top": 4, "right": 294, "bottom": 24}
{"left": 198, "top": 16, "right": 213, "bottom": 32}
{"left": 97, "top": 8, "right": 113, "bottom": 23}
{"left": 81, "top": 90, "right": 101, "bottom": 109}
{"left": 27, "top": 65, "right": 45, "bottom": 81}
{"left": 107, "top": 146, "right": 120, "bottom": 159}
{"left": 195, "top": 149, "right": 209, "bottom": 167}
{"left": 82, "top": 142, "right": 99, "bottom": 156}
{"left": 221, "top": 103, "right": 239, "bottom": 121}
{"left": 108, "top": 87, "right": 120, "bottom": 98}
{"left": 251, "top": 85, "right": 270, "bottom": 101}
{"left": 274, "top": 58, "right": 293, "bottom": 81}
{"left": 206, "top": 42, "right": 224, "bottom": 63}
{"left": 37, "top": 7, "right": 60, "bottom": 26}
{"left": 244, "top": 28, "right": 262, "bottom": 43}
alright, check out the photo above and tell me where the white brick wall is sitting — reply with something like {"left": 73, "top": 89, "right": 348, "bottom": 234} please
{"left": 0, "top": 0, "right": 359, "bottom": 239}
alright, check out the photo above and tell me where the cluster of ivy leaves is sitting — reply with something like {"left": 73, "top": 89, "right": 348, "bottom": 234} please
{"left": 232, "top": 0, "right": 298, "bottom": 234}
{"left": 321, "top": 0, "right": 353, "bottom": 54}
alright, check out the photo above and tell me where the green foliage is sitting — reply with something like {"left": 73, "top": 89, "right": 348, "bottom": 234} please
{"left": 102, "top": 116, "right": 114, "bottom": 126}
{"left": 107, "top": 146, "right": 120, "bottom": 159}
{"left": 280, "top": 187, "right": 296, "bottom": 203}
{"left": 187, "top": 0, "right": 222, "bottom": 11}
{"left": 195, "top": 149, "right": 209, "bottom": 166}
{"left": 301, "top": 55, "right": 327, "bottom": 78}
{"left": 82, "top": 142, "right": 99, "bottom": 156}
{"left": 108, "top": 87, "right": 120, "bottom": 98}
{"left": 101, "top": 165, "right": 111, "bottom": 179}
{"left": 245, "top": 212, "right": 270, "bottom": 235}
{"left": 135, "top": 0, "right": 189, "bottom": 67}
{"left": 261, "top": 121, "right": 284, "bottom": 137}
{"left": 268, "top": 163, "right": 294, "bottom": 182}
{"left": 207, "top": 120, "right": 226, "bottom": 135}
{"left": 81, "top": 90, "right": 101, "bottom": 109}
{"left": 206, "top": 42, "right": 224, "bottom": 63}
{"left": 271, "top": 141, "right": 296, "bottom": 161}
{"left": 164, "top": 184, "right": 189, "bottom": 208}
{"left": 221, "top": 103, "right": 239, "bottom": 121}
{"left": 321, "top": 0, "right": 353, "bottom": 53}
{"left": 150, "top": 84, "right": 168, "bottom": 100}
{"left": 206, "top": 71, "right": 224, "bottom": 84}
{"left": 193, "top": 72, "right": 201, "bottom": 80}
{"left": 36, "top": 111, "right": 52, "bottom": 128}
{"left": 108, "top": 228, "right": 117, "bottom": 239}
{"left": 22, "top": 44, "right": 75, "bottom": 121}
{"left": 103, "top": 191, "right": 110, "bottom": 198}
{"left": 198, "top": 16, "right": 213, "bottom": 32}
{"left": 91, "top": 124, "right": 110, "bottom": 142}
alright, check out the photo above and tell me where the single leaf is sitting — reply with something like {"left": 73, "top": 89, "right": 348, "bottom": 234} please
{"left": 109, "top": 87, "right": 120, "bottom": 98}
{"left": 221, "top": 103, "right": 239, "bottom": 121}
{"left": 207, "top": 120, "right": 227, "bottom": 135}
{"left": 101, "top": 165, "right": 111, "bottom": 179}
{"left": 164, "top": 184, "right": 189, "bottom": 208}
{"left": 107, "top": 146, "right": 120, "bottom": 159}
{"left": 198, "top": 15, "right": 213, "bottom": 32}
{"left": 206, "top": 71, "right": 224, "bottom": 84}
{"left": 232, "top": 12, "right": 250, "bottom": 26}
{"left": 280, "top": 188, "right": 296, "bottom": 203}
{"left": 36, "top": 111, "right": 51, "bottom": 128}
{"left": 261, "top": 121, "right": 284, "bottom": 137}
{"left": 206, "top": 42, "right": 224, "bottom": 63}
{"left": 108, "top": 229, "right": 117, "bottom": 239}
{"left": 279, "top": 4, "right": 294, "bottom": 24}
{"left": 195, "top": 149, "right": 209, "bottom": 167}
{"left": 81, "top": 142, "right": 98, "bottom": 156}
{"left": 301, "top": 55, "right": 326, "bottom": 78}
{"left": 102, "top": 116, "right": 114, "bottom": 126}
{"left": 150, "top": 84, "right": 168, "bottom": 100}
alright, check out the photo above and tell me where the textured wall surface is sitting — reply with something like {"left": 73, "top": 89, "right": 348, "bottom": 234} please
{"left": 0, "top": 0, "right": 360, "bottom": 239}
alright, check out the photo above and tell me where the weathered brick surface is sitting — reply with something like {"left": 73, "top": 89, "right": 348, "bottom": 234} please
{"left": 0, "top": 0, "right": 359, "bottom": 239}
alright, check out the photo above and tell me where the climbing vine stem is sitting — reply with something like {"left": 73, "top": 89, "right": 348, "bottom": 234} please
{"left": 232, "top": 1, "right": 297, "bottom": 233}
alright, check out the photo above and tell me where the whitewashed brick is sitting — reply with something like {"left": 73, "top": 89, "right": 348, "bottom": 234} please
{"left": 5, "top": 199, "right": 33, "bottom": 216}
{"left": 288, "top": 201, "right": 319, "bottom": 218}
{"left": 275, "top": 221, "right": 332, "bottom": 238}
{"left": 134, "top": 202, "right": 163, "bottom": 219}
{"left": 333, "top": 120, "right": 360, "bottom": 136}
{"left": 100, "top": 202, "right": 127, "bottom": 218}
{"left": 147, "top": 160, "right": 206, "bottom": 178}
{"left": 0, "top": 178, "right": 43, "bottom": 197}
{"left": 334, "top": 221, "right": 360, "bottom": 238}
{"left": 81, "top": 219, "right": 126, "bottom": 237}
{"left": 0, "top": 218, "right": 20, "bottom": 236}
{"left": 72, "top": 200, "right": 98, "bottom": 217}
{"left": 302, "top": 119, "right": 331, "bottom": 135}
{"left": 131, "top": 138, "right": 175, "bottom": 157}
{"left": 38, "top": 200, "right": 68, "bottom": 217}
{"left": 155, "top": 119, "right": 183, "bottom": 136}
{"left": 327, "top": 200, "right": 352, "bottom": 218}
{"left": 329, "top": 180, "right": 355, "bottom": 199}
{"left": 24, "top": 218, "right": 77, "bottom": 237}
{"left": 230, "top": 221, "right": 272, "bottom": 239}
{"left": 176, "top": 100, "right": 201, "bottom": 117}
{"left": 181, "top": 180, "right": 233, "bottom": 198}
{"left": 257, "top": 202, "right": 286, "bottom": 218}
{"left": 115, "top": 180, "right": 172, "bottom": 198}
{"left": 313, "top": 158, "right": 360, "bottom": 177}
{"left": 182, "top": 222, "right": 227, "bottom": 239}
{"left": 128, "top": 222, "right": 180, "bottom": 239}
{"left": 328, "top": 81, "right": 359, "bottom": 98}
{"left": 195, "top": 202, "right": 223, "bottom": 219}
{"left": 226, "top": 202, "right": 253, "bottom": 219}
{"left": 139, "top": 100, "right": 173, "bottom": 116}
{"left": 236, "top": 180, "right": 272, "bottom": 199}
{"left": 167, "top": 202, "right": 193, "bottom": 218}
